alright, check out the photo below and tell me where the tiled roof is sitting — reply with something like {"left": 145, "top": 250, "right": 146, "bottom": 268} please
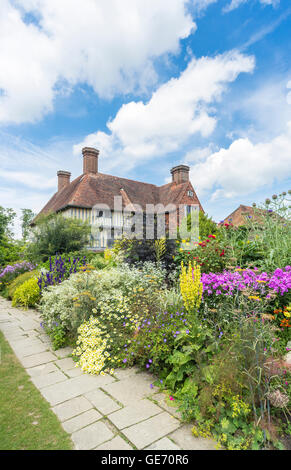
{"left": 222, "top": 205, "right": 261, "bottom": 227}
{"left": 36, "top": 171, "right": 204, "bottom": 220}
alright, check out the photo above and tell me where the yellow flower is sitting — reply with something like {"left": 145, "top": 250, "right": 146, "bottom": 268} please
{"left": 180, "top": 261, "right": 203, "bottom": 313}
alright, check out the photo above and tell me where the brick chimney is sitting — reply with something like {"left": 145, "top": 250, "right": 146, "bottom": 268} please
{"left": 57, "top": 170, "right": 71, "bottom": 192}
{"left": 170, "top": 165, "right": 190, "bottom": 184}
{"left": 82, "top": 147, "right": 99, "bottom": 174}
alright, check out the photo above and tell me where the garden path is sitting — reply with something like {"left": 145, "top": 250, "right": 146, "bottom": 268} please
{"left": 0, "top": 297, "right": 216, "bottom": 451}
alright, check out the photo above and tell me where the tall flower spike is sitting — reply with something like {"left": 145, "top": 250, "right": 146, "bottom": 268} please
{"left": 180, "top": 261, "right": 203, "bottom": 313}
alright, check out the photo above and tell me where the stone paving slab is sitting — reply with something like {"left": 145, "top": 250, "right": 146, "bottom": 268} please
{"left": 145, "top": 437, "right": 182, "bottom": 450}
{"left": 71, "top": 421, "right": 114, "bottom": 450}
{"left": 169, "top": 424, "right": 217, "bottom": 450}
{"left": 66, "top": 367, "right": 84, "bottom": 378}
{"left": 27, "top": 362, "right": 59, "bottom": 377}
{"left": 10, "top": 337, "right": 42, "bottom": 348}
{"left": 96, "top": 435, "right": 133, "bottom": 450}
{"left": 41, "top": 374, "right": 115, "bottom": 406}
{"left": 151, "top": 392, "right": 182, "bottom": 419}
{"left": 108, "top": 399, "right": 162, "bottom": 430}
{"left": 85, "top": 389, "right": 122, "bottom": 415}
{"left": 122, "top": 412, "right": 181, "bottom": 449}
{"left": 102, "top": 373, "right": 158, "bottom": 406}
{"left": 55, "top": 357, "right": 76, "bottom": 371}
{"left": 19, "top": 351, "right": 57, "bottom": 368}
{"left": 52, "top": 396, "right": 94, "bottom": 422}
{"left": 113, "top": 367, "right": 139, "bottom": 380}
{"left": 31, "top": 370, "right": 68, "bottom": 389}
{"left": 14, "top": 342, "right": 49, "bottom": 358}
{"left": 20, "top": 319, "right": 40, "bottom": 331}
{"left": 0, "top": 298, "right": 217, "bottom": 451}
{"left": 62, "top": 409, "right": 102, "bottom": 434}
{"left": 54, "top": 346, "right": 73, "bottom": 358}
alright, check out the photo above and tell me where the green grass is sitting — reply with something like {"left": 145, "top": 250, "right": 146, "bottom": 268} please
{"left": 0, "top": 331, "right": 73, "bottom": 450}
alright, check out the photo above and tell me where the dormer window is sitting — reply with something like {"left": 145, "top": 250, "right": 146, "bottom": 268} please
{"left": 187, "top": 190, "right": 194, "bottom": 197}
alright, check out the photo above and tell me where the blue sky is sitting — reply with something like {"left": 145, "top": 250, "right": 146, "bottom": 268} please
{"left": 0, "top": 0, "right": 290, "bottom": 235}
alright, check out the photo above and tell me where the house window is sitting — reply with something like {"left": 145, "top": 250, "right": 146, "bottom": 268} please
{"left": 187, "top": 190, "right": 194, "bottom": 197}
{"left": 186, "top": 205, "right": 192, "bottom": 215}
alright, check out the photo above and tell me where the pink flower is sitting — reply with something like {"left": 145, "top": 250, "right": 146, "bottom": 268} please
{"left": 169, "top": 396, "right": 174, "bottom": 401}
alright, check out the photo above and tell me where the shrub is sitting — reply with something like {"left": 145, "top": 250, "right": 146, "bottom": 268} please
{"left": 115, "top": 236, "right": 177, "bottom": 275}
{"left": 12, "top": 277, "right": 41, "bottom": 308}
{"left": 186, "top": 211, "right": 218, "bottom": 240}
{"left": 0, "top": 261, "right": 35, "bottom": 294}
{"left": 39, "top": 262, "right": 166, "bottom": 339}
{"left": 174, "top": 235, "right": 230, "bottom": 274}
{"left": 27, "top": 213, "right": 90, "bottom": 262}
{"left": 7, "top": 269, "right": 40, "bottom": 299}
{"left": 43, "top": 323, "right": 67, "bottom": 350}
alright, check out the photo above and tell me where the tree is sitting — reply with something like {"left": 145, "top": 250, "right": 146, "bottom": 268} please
{"left": 21, "top": 208, "right": 35, "bottom": 241}
{"left": 0, "top": 207, "right": 16, "bottom": 240}
{"left": 0, "top": 207, "right": 22, "bottom": 268}
{"left": 27, "top": 213, "right": 91, "bottom": 262}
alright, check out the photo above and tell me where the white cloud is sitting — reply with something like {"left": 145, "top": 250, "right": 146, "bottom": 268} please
{"left": 189, "top": 121, "right": 291, "bottom": 199}
{"left": 191, "top": 0, "right": 218, "bottom": 14}
{"left": 0, "top": 0, "right": 196, "bottom": 124}
{"left": 223, "top": 77, "right": 291, "bottom": 141}
{"left": 224, "top": 0, "right": 279, "bottom": 13}
{"left": 74, "top": 50, "right": 255, "bottom": 171}
{"left": 0, "top": 170, "right": 55, "bottom": 190}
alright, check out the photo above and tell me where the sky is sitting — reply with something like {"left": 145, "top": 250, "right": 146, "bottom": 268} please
{"left": 0, "top": 0, "right": 290, "bottom": 236}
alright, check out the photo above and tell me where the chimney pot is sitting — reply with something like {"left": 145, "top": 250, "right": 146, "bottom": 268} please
{"left": 57, "top": 170, "right": 71, "bottom": 192}
{"left": 170, "top": 164, "right": 190, "bottom": 184}
{"left": 82, "top": 147, "right": 99, "bottom": 174}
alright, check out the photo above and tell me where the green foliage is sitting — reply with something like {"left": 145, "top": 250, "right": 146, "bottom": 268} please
{"left": 12, "top": 277, "right": 41, "bottom": 308}
{"left": 187, "top": 211, "right": 218, "bottom": 240}
{"left": 219, "top": 192, "right": 291, "bottom": 270}
{"left": 0, "top": 207, "right": 26, "bottom": 268}
{"left": 173, "top": 236, "right": 229, "bottom": 274}
{"left": 44, "top": 324, "right": 67, "bottom": 350}
{"left": 154, "top": 237, "right": 166, "bottom": 262}
{"left": 39, "top": 262, "right": 166, "bottom": 339}
{"left": 7, "top": 269, "right": 39, "bottom": 299}
{"left": 119, "top": 237, "right": 177, "bottom": 274}
{"left": 27, "top": 213, "right": 91, "bottom": 262}
{"left": 0, "top": 206, "right": 16, "bottom": 240}
{"left": 21, "top": 208, "right": 35, "bottom": 241}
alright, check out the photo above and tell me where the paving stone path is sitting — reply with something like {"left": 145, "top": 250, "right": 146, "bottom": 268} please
{"left": 0, "top": 297, "right": 216, "bottom": 451}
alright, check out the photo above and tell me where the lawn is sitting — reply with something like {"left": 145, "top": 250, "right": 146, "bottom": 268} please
{"left": 0, "top": 331, "right": 73, "bottom": 450}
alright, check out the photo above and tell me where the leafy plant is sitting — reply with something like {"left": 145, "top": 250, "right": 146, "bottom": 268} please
{"left": 7, "top": 269, "right": 40, "bottom": 300}
{"left": 27, "top": 213, "right": 90, "bottom": 262}
{"left": 12, "top": 277, "right": 41, "bottom": 308}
